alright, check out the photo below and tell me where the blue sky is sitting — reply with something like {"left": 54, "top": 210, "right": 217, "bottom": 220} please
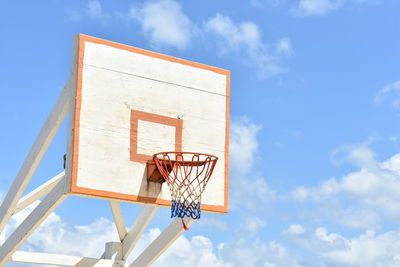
{"left": 1, "top": 0, "right": 400, "bottom": 266}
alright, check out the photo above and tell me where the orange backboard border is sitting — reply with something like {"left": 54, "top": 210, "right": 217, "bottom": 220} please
{"left": 70, "top": 34, "right": 230, "bottom": 213}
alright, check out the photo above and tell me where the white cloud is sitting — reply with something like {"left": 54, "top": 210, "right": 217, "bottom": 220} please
{"left": 232, "top": 174, "right": 276, "bottom": 211}
{"left": 251, "top": 0, "right": 285, "bottom": 8}
{"left": 240, "top": 216, "right": 266, "bottom": 234}
{"left": 229, "top": 119, "right": 276, "bottom": 211}
{"left": 206, "top": 14, "right": 263, "bottom": 53}
{"left": 284, "top": 224, "right": 306, "bottom": 235}
{"left": 230, "top": 118, "right": 261, "bottom": 174}
{"left": 331, "top": 142, "right": 378, "bottom": 170}
{"left": 291, "top": 0, "right": 343, "bottom": 16}
{"left": 219, "top": 238, "right": 305, "bottom": 267}
{"left": 276, "top": 37, "right": 294, "bottom": 56}
{"left": 284, "top": 225, "right": 347, "bottom": 254}
{"left": 135, "top": 226, "right": 304, "bottom": 267}
{"left": 206, "top": 13, "right": 292, "bottom": 78}
{"left": 66, "top": 0, "right": 109, "bottom": 22}
{"left": 6, "top": 201, "right": 118, "bottom": 258}
{"left": 291, "top": 0, "right": 377, "bottom": 16}
{"left": 154, "top": 233, "right": 227, "bottom": 267}
{"left": 65, "top": 8, "right": 82, "bottom": 22}
{"left": 284, "top": 225, "right": 400, "bottom": 266}
{"left": 323, "top": 231, "right": 400, "bottom": 267}
{"left": 197, "top": 217, "right": 230, "bottom": 231}
{"left": 130, "top": 0, "right": 193, "bottom": 50}
{"left": 87, "top": 0, "right": 108, "bottom": 19}
{"left": 291, "top": 144, "right": 400, "bottom": 229}
{"left": 374, "top": 80, "right": 400, "bottom": 110}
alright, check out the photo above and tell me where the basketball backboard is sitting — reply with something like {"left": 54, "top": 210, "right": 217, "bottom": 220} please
{"left": 65, "top": 35, "right": 230, "bottom": 213}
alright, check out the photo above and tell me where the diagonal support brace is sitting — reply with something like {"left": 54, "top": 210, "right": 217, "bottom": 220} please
{"left": 0, "top": 82, "right": 70, "bottom": 234}
{"left": 122, "top": 206, "right": 158, "bottom": 260}
{"left": 130, "top": 217, "right": 194, "bottom": 267}
{"left": 0, "top": 179, "right": 67, "bottom": 265}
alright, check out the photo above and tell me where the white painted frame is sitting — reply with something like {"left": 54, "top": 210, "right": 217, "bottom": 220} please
{"left": 13, "top": 172, "right": 65, "bottom": 215}
{"left": 109, "top": 201, "right": 127, "bottom": 241}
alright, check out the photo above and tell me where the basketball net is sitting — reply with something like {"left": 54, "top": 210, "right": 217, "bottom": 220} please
{"left": 153, "top": 152, "right": 218, "bottom": 230}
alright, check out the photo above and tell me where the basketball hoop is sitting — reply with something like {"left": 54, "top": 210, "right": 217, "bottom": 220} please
{"left": 152, "top": 152, "right": 218, "bottom": 230}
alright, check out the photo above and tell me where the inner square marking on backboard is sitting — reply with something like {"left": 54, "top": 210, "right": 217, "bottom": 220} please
{"left": 130, "top": 109, "right": 183, "bottom": 163}
{"left": 137, "top": 121, "right": 176, "bottom": 155}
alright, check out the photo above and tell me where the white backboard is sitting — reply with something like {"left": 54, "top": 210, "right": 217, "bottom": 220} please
{"left": 67, "top": 35, "right": 229, "bottom": 213}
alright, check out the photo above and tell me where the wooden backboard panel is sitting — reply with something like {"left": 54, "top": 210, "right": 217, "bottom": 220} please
{"left": 68, "top": 35, "right": 229, "bottom": 213}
